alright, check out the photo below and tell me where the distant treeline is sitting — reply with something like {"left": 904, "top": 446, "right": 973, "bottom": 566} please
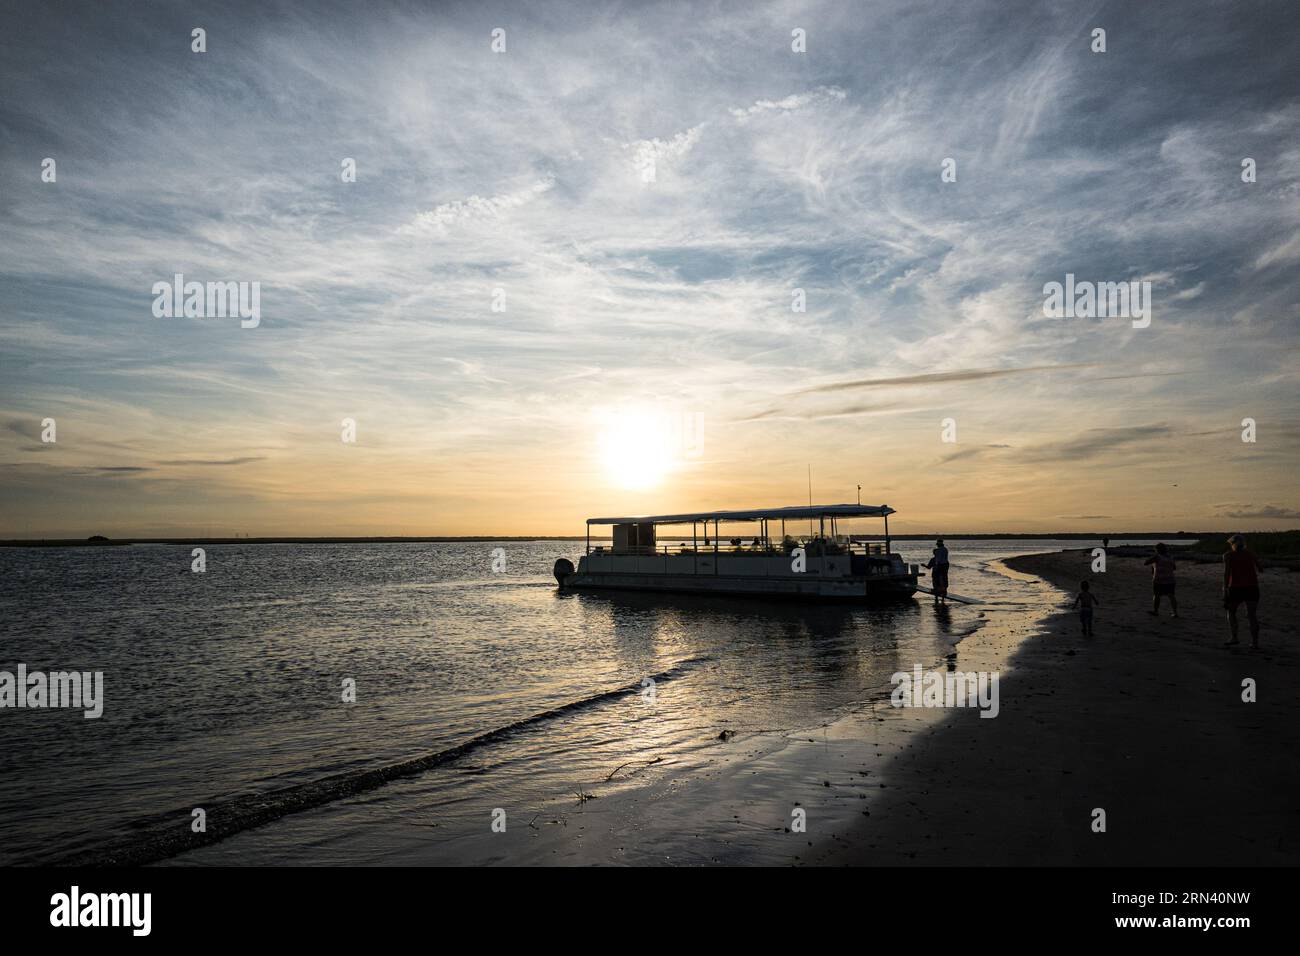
{"left": 1, "top": 536, "right": 591, "bottom": 548}
{"left": 1169, "top": 530, "right": 1300, "bottom": 559}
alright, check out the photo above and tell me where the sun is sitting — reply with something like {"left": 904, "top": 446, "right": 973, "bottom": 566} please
{"left": 598, "top": 409, "right": 675, "bottom": 490}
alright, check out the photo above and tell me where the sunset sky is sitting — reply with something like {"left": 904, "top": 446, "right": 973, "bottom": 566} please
{"left": 2, "top": 0, "right": 1298, "bottom": 537}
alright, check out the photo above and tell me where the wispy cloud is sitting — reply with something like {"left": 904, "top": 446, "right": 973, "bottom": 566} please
{"left": 794, "top": 364, "right": 1093, "bottom": 396}
{"left": 729, "top": 86, "right": 847, "bottom": 121}
{"left": 1022, "top": 425, "right": 1175, "bottom": 463}
{"left": 939, "top": 444, "right": 1011, "bottom": 464}
{"left": 155, "top": 457, "right": 266, "bottom": 467}
{"left": 622, "top": 127, "right": 704, "bottom": 182}
{"left": 401, "top": 177, "right": 557, "bottom": 236}
{"left": 735, "top": 401, "right": 904, "bottom": 423}
{"left": 1218, "top": 504, "right": 1300, "bottom": 520}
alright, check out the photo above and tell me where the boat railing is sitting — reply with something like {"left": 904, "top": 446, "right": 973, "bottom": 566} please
{"left": 592, "top": 540, "right": 894, "bottom": 557}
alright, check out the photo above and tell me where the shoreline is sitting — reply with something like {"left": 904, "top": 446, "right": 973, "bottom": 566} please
{"left": 817, "top": 549, "right": 1300, "bottom": 865}
{"left": 425, "top": 548, "right": 1299, "bottom": 866}
{"left": 333, "top": 553, "right": 1063, "bottom": 866}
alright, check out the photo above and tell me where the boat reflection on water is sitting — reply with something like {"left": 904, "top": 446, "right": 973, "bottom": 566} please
{"left": 554, "top": 578, "right": 944, "bottom": 709}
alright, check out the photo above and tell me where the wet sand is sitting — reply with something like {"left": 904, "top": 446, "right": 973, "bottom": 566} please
{"left": 817, "top": 549, "right": 1300, "bottom": 865}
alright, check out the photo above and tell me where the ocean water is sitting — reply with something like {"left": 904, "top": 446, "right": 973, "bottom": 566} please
{"left": 0, "top": 538, "right": 1141, "bottom": 865}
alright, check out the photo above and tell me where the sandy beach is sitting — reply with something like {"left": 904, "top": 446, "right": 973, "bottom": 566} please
{"left": 817, "top": 549, "right": 1300, "bottom": 865}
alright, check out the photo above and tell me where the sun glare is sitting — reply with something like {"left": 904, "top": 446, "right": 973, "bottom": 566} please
{"left": 599, "top": 410, "right": 675, "bottom": 490}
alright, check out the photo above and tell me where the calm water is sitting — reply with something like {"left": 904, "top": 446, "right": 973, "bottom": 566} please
{"left": 0, "top": 538, "right": 1129, "bottom": 865}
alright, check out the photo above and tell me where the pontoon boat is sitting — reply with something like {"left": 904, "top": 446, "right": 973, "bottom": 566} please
{"left": 553, "top": 504, "right": 919, "bottom": 601}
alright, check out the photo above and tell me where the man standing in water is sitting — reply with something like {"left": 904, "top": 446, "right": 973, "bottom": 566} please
{"left": 926, "top": 538, "right": 951, "bottom": 604}
{"left": 1223, "top": 534, "right": 1262, "bottom": 649}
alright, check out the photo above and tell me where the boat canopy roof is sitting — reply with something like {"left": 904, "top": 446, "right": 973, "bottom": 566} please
{"left": 586, "top": 503, "right": 895, "bottom": 525}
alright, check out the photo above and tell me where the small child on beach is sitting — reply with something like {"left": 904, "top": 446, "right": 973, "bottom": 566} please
{"left": 1072, "top": 580, "right": 1099, "bottom": 637}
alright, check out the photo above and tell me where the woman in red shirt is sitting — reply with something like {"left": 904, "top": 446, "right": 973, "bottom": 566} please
{"left": 1223, "top": 534, "right": 1262, "bottom": 648}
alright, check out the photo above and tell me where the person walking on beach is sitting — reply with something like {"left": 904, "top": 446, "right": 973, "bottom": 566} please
{"left": 1144, "top": 543, "right": 1178, "bottom": 618}
{"left": 1223, "top": 534, "right": 1262, "bottom": 648}
{"left": 1072, "top": 580, "right": 1098, "bottom": 637}
{"left": 925, "top": 538, "right": 950, "bottom": 604}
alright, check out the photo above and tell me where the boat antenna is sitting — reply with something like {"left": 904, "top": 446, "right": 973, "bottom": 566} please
{"left": 857, "top": 483, "right": 861, "bottom": 505}
{"left": 807, "top": 464, "right": 814, "bottom": 537}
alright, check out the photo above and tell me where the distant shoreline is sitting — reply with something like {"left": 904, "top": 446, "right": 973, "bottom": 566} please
{"left": 0, "top": 536, "right": 590, "bottom": 547}
{"left": 0, "top": 531, "right": 1228, "bottom": 549}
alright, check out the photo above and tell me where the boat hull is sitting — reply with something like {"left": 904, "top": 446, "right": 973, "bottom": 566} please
{"left": 559, "top": 570, "right": 917, "bottom": 602}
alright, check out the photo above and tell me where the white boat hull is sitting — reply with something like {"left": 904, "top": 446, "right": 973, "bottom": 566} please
{"left": 559, "top": 552, "right": 917, "bottom": 602}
